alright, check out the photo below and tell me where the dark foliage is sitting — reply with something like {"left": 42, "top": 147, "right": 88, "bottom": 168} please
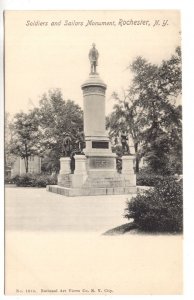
{"left": 11, "top": 173, "right": 57, "bottom": 187}
{"left": 136, "top": 168, "right": 176, "bottom": 186}
{"left": 137, "top": 172, "right": 164, "bottom": 187}
{"left": 125, "top": 178, "right": 183, "bottom": 232}
{"left": 5, "top": 175, "right": 12, "bottom": 184}
{"left": 107, "top": 47, "right": 182, "bottom": 175}
{"left": 37, "top": 89, "right": 83, "bottom": 172}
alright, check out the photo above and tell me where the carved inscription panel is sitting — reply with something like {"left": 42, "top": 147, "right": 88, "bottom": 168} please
{"left": 92, "top": 141, "right": 109, "bottom": 149}
{"left": 89, "top": 157, "right": 114, "bottom": 169}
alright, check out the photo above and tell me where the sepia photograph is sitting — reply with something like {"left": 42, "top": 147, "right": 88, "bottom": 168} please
{"left": 4, "top": 10, "right": 183, "bottom": 295}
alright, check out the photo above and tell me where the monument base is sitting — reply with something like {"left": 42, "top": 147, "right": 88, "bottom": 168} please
{"left": 47, "top": 154, "right": 136, "bottom": 196}
{"left": 46, "top": 184, "right": 137, "bottom": 197}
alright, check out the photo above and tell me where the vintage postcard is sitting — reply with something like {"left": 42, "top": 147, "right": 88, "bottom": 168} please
{"left": 4, "top": 10, "right": 182, "bottom": 295}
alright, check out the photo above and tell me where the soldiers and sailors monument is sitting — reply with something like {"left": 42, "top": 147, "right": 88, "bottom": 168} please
{"left": 47, "top": 44, "right": 136, "bottom": 196}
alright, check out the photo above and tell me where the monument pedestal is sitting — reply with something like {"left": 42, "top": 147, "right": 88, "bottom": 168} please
{"left": 57, "top": 157, "right": 71, "bottom": 187}
{"left": 122, "top": 155, "right": 136, "bottom": 186}
{"left": 71, "top": 155, "right": 87, "bottom": 188}
{"left": 47, "top": 68, "right": 136, "bottom": 196}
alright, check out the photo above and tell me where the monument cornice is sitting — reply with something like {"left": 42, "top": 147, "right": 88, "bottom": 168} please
{"left": 82, "top": 85, "right": 106, "bottom": 96}
{"left": 81, "top": 74, "right": 107, "bottom": 91}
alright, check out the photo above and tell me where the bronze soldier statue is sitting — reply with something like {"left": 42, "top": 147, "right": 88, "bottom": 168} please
{"left": 62, "top": 135, "right": 72, "bottom": 157}
{"left": 121, "top": 132, "right": 130, "bottom": 155}
{"left": 75, "top": 130, "right": 85, "bottom": 154}
{"left": 89, "top": 43, "right": 99, "bottom": 74}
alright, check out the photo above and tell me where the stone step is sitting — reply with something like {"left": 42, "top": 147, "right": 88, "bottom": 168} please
{"left": 58, "top": 174, "right": 134, "bottom": 188}
{"left": 83, "top": 178, "right": 132, "bottom": 188}
{"left": 47, "top": 185, "right": 137, "bottom": 197}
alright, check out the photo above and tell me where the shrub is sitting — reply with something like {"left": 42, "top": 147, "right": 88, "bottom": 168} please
{"left": 136, "top": 168, "right": 176, "bottom": 186}
{"left": 35, "top": 175, "right": 48, "bottom": 187}
{"left": 11, "top": 173, "right": 57, "bottom": 187}
{"left": 10, "top": 174, "right": 20, "bottom": 184}
{"left": 11, "top": 173, "right": 34, "bottom": 186}
{"left": 46, "top": 174, "right": 58, "bottom": 185}
{"left": 125, "top": 178, "right": 183, "bottom": 232}
{"left": 137, "top": 172, "right": 164, "bottom": 186}
{"left": 5, "top": 175, "right": 12, "bottom": 184}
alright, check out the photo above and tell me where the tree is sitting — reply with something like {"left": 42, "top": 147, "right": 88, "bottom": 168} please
{"left": 106, "top": 91, "right": 142, "bottom": 172}
{"left": 128, "top": 47, "right": 182, "bottom": 174}
{"left": 37, "top": 89, "right": 83, "bottom": 173}
{"left": 107, "top": 47, "right": 182, "bottom": 174}
{"left": 142, "top": 104, "right": 182, "bottom": 174}
{"left": 5, "top": 112, "right": 16, "bottom": 169}
{"left": 9, "top": 111, "right": 42, "bottom": 173}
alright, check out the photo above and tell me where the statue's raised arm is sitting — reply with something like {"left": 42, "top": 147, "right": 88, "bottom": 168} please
{"left": 89, "top": 43, "right": 99, "bottom": 74}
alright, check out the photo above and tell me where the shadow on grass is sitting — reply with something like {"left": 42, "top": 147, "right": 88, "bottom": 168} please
{"left": 103, "top": 222, "right": 183, "bottom": 236}
{"left": 103, "top": 222, "right": 137, "bottom": 236}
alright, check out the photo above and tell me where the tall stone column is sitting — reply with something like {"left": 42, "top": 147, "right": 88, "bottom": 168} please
{"left": 81, "top": 74, "right": 117, "bottom": 177}
{"left": 81, "top": 74, "right": 109, "bottom": 154}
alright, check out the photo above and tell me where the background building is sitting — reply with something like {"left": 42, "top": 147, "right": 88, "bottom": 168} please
{"left": 11, "top": 156, "right": 41, "bottom": 176}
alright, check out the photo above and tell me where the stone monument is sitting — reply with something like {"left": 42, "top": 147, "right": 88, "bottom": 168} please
{"left": 47, "top": 44, "right": 136, "bottom": 196}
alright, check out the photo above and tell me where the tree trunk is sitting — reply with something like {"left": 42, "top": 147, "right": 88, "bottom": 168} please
{"left": 24, "top": 157, "right": 29, "bottom": 173}
{"left": 134, "top": 142, "right": 139, "bottom": 173}
{"left": 24, "top": 144, "right": 29, "bottom": 173}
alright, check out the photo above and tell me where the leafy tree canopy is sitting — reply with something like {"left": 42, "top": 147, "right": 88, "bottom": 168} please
{"left": 107, "top": 47, "right": 182, "bottom": 174}
{"left": 36, "top": 89, "right": 83, "bottom": 172}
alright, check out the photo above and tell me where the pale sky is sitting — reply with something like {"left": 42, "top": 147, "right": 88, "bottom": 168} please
{"left": 5, "top": 10, "right": 181, "bottom": 116}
